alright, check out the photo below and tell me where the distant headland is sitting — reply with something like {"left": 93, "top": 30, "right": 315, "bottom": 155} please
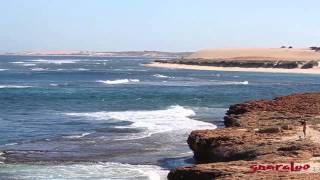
{"left": 147, "top": 47, "right": 320, "bottom": 74}
{"left": 1, "top": 50, "right": 192, "bottom": 58}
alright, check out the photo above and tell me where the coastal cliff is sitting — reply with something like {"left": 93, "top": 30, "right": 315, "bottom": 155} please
{"left": 168, "top": 93, "right": 320, "bottom": 179}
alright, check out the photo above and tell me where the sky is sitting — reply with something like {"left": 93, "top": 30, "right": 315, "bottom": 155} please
{"left": 0, "top": 0, "right": 320, "bottom": 52}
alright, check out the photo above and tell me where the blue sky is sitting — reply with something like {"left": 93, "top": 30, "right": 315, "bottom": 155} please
{"left": 0, "top": 0, "right": 319, "bottom": 52}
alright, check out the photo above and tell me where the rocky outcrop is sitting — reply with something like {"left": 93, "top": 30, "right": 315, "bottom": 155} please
{"left": 168, "top": 93, "right": 320, "bottom": 180}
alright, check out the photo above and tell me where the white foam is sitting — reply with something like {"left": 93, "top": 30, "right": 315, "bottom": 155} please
{"left": 240, "top": 81, "right": 249, "bottom": 85}
{"left": 11, "top": 61, "right": 25, "bottom": 64}
{"left": 130, "top": 79, "right": 140, "bottom": 82}
{"left": 76, "top": 68, "right": 89, "bottom": 71}
{"left": 31, "top": 68, "right": 48, "bottom": 71}
{"left": 0, "top": 151, "right": 5, "bottom": 163}
{"left": 30, "top": 59, "right": 80, "bottom": 64}
{"left": 95, "top": 59, "right": 110, "bottom": 62}
{"left": 66, "top": 105, "right": 216, "bottom": 139}
{"left": 0, "top": 85, "right": 33, "bottom": 89}
{"left": 22, "top": 63, "right": 36, "bottom": 67}
{"left": 0, "top": 162, "right": 168, "bottom": 180}
{"left": 97, "top": 79, "right": 140, "bottom": 85}
{"left": 4, "top": 142, "right": 18, "bottom": 146}
{"left": 0, "top": 69, "right": 8, "bottom": 71}
{"left": 64, "top": 132, "right": 91, "bottom": 139}
{"left": 212, "top": 80, "right": 249, "bottom": 85}
{"left": 49, "top": 83, "right": 59, "bottom": 86}
{"left": 153, "top": 74, "right": 173, "bottom": 78}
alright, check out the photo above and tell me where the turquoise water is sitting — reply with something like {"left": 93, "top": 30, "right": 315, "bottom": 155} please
{"left": 1, "top": 55, "right": 320, "bottom": 179}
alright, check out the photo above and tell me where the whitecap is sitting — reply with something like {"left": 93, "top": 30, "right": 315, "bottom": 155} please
{"left": 239, "top": 81, "right": 249, "bottom": 85}
{"left": 97, "top": 79, "right": 140, "bottom": 85}
{"left": 0, "top": 162, "right": 168, "bottom": 180}
{"left": 22, "top": 63, "right": 36, "bottom": 67}
{"left": 11, "top": 61, "right": 25, "bottom": 64}
{"left": 77, "top": 68, "right": 89, "bottom": 71}
{"left": 49, "top": 83, "right": 59, "bottom": 86}
{"left": 210, "top": 80, "right": 249, "bottom": 85}
{"left": 95, "top": 59, "right": 110, "bottom": 62}
{"left": 65, "top": 105, "right": 216, "bottom": 139}
{"left": 4, "top": 143, "right": 18, "bottom": 146}
{"left": 0, "top": 69, "right": 8, "bottom": 71}
{"left": 153, "top": 74, "right": 169, "bottom": 78}
{"left": 64, "top": 132, "right": 91, "bottom": 139}
{"left": 56, "top": 69, "right": 65, "bottom": 71}
{"left": 0, "top": 151, "right": 5, "bottom": 163}
{"left": 31, "top": 68, "right": 48, "bottom": 71}
{"left": 0, "top": 85, "right": 33, "bottom": 89}
{"left": 130, "top": 79, "right": 140, "bottom": 82}
{"left": 30, "top": 59, "right": 80, "bottom": 64}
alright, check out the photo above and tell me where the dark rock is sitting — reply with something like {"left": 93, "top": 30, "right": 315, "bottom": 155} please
{"left": 281, "top": 125, "right": 293, "bottom": 130}
{"left": 258, "top": 127, "right": 282, "bottom": 133}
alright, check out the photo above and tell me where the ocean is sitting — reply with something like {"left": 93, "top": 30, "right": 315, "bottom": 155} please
{"left": 1, "top": 55, "right": 320, "bottom": 179}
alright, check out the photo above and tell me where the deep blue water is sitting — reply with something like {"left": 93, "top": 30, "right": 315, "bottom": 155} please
{"left": 0, "top": 55, "right": 320, "bottom": 179}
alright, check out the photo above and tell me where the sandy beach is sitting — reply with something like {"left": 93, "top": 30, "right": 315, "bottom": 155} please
{"left": 146, "top": 62, "right": 320, "bottom": 74}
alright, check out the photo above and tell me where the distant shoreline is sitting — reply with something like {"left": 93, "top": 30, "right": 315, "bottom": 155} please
{"left": 146, "top": 62, "right": 320, "bottom": 74}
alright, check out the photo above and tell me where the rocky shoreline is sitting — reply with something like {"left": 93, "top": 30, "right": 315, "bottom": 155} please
{"left": 168, "top": 93, "right": 320, "bottom": 179}
{"left": 154, "top": 59, "right": 320, "bottom": 69}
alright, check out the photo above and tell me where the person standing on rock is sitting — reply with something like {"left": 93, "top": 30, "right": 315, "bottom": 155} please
{"left": 300, "top": 119, "right": 307, "bottom": 138}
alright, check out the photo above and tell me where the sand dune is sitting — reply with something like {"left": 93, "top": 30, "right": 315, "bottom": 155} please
{"left": 187, "top": 48, "right": 320, "bottom": 61}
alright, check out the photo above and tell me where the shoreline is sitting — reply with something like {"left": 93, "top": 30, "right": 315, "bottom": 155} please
{"left": 146, "top": 62, "right": 320, "bottom": 75}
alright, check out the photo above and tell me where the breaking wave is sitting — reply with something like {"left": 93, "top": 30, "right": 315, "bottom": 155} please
{"left": 0, "top": 162, "right": 168, "bottom": 180}
{"left": 65, "top": 105, "right": 216, "bottom": 139}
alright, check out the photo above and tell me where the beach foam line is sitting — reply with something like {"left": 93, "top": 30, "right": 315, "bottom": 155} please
{"left": 97, "top": 79, "right": 140, "bottom": 85}
{"left": 65, "top": 105, "right": 216, "bottom": 140}
{"left": 0, "top": 162, "right": 168, "bottom": 180}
